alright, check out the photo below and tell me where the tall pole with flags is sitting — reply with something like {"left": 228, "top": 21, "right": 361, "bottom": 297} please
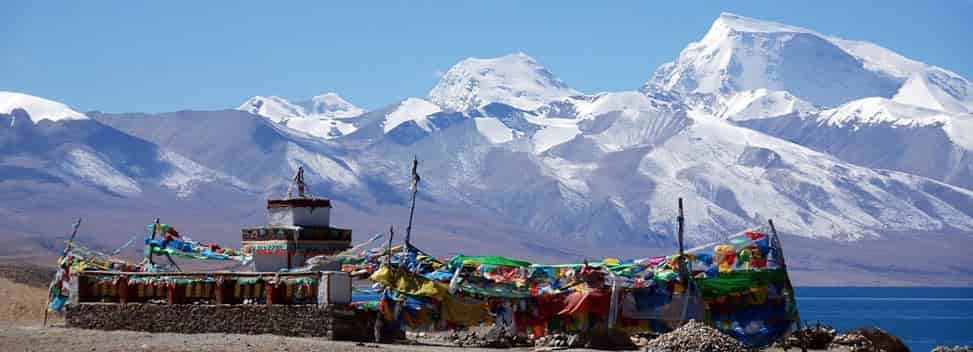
{"left": 45, "top": 218, "right": 82, "bottom": 327}
{"left": 405, "top": 157, "right": 420, "bottom": 247}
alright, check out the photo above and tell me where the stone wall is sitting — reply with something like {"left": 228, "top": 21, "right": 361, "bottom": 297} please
{"left": 66, "top": 303, "right": 376, "bottom": 341}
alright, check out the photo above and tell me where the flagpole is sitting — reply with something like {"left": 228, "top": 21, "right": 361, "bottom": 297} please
{"left": 45, "top": 217, "right": 82, "bottom": 327}
{"left": 405, "top": 157, "right": 419, "bottom": 247}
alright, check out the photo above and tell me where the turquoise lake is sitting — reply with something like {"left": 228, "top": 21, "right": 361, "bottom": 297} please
{"left": 794, "top": 287, "right": 973, "bottom": 351}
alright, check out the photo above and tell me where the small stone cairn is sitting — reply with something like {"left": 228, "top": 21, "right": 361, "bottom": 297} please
{"left": 644, "top": 320, "right": 747, "bottom": 352}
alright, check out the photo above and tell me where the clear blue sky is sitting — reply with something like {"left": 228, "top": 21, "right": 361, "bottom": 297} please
{"left": 3, "top": 1, "right": 971, "bottom": 113}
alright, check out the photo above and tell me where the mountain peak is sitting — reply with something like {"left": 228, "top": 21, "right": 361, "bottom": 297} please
{"left": 383, "top": 97, "right": 442, "bottom": 133}
{"left": 309, "top": 92, "right": 346, "bottom": 104}
{"left": 643, "top": 13, "right": 933, "bottom": 108}
{"left": 428, "top": 53, "right": 579, "bottom": 112}
{"left": 304, "top": 92, "right": 363, "bottom": 117}
{"left": 238, "top": 93, "right": 363, "bottom": 122}
{"left": 709, "top": 13, "right": 810, "bottom": 36}
{"left": 461, "top": 52, "right": 536, "bottom": 65}
{"left": 238, "top": 95, "right": 302, "bottom": 123}
{"left": 0, "top": 91, "right": 88, "bottom": 123}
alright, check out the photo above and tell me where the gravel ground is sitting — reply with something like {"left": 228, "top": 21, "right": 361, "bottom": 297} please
{"left": 0, "top": 323, "right": 542, "bottom": 352}
{"left": 0, "top": 323, "right": 847, "bottom": 352}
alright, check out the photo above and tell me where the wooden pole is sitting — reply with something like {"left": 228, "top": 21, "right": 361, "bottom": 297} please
{"left": 768, "top": 219, "right": 807, "bottom": 352}
{"left": 677, "top": 198, "right": 685, "bottom": 256}
{"left": 386, "top": 226, "right": 395, "bottom": 267}
{"left": 147, "top": 218, "right": 161, "bottom": 266}
{"left": 164, "top": 252, "right": 183, "bottom": 272}
{"left": 405, "top": 157, "right": 419, "bottom": 247}
{"left": 675, "top": 198, "right": 694, "bottom": 325}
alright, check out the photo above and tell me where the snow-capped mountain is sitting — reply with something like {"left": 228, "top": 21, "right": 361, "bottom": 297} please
{"left": 0, "top": 93, "right": 249, "bottom": 198}
{"left": 736, "top": 97, "right": 973, "bottom": 190}
{"left": 5, "top": 13, "right": 973, "bottom": 284}
{"left": 238, "top": 93, "right": 364, "bottom": 139}
{"left": 340, "top": 92, "right": 973, "bottom": 246}
{"left": 637, "top": 12, "right": 973, "bottom": 193}
{"left": 239, "top": 93, "right": 363, "bottom": 121}
{"left": 428, "top": 53, "right": 580, "bottom": 112}
{"left": 0, "top": 91, "right": 89, "bottom": 124}
{"left": 641, "top": 13, "right": 970, "bottom": 113}
{"left": 94, "top": 109, "right": 362, "bottom": 198}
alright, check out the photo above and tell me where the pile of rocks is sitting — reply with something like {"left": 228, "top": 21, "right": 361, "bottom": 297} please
{"left": 777, "top": 323, "right": 837, "bottom": 349}
{"left": 447, "top": 325, "right": 528, "bottom": 348}
{"left": 830, "top": 332, "right": 873, "bottom": 352}
{"left": 631, "top": 333, "right": 654, "bottom": 348}
{"left": 533, "top": 333, "right": 586, "bottom": 349}
{"left": 830, "top": 327, "right": 908, "bottom": 352}
{"left": 532, "top": 328, "right": 637, "bottom": 350}
{"left": 644, "top": 320, "right": 747, "bottom": 352}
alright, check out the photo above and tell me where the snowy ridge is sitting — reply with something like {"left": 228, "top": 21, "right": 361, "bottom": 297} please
{"left": 814, "top": 97, "right": 973, "bottom": 149}
{"left": 817, "top": 97, "right": 953, "bottom": 129}
{"left": 473, "top": 118, "right": 514, "bottom": 144}
{"left": 238, "top": 93, "right": 364, "bottom": 139}
{"left": 577, "top": 91, "right": 674, "bottom": 118}
{"left": 428, "top": 53, "right": 580, "bottom": 112}
{"left": 0, "top": 91, "right": 88, "bottom": 124}
{"left": 720, "top": 89, "right": 816, "bottom": 121}
{"left": 61, "top": 148, "right": 141, "bottom": 196}
{"left": 828, "top": 38, "right": 926, "bottom": 80}
{"left": 382, "top": 98, "right": 443, "bottom": 133}
{"left": 284, "top": 142, "right": 362, "bottom": 190}
{"left": 637, "top": 115, "right": 973, "bottom": 241}
{"left": 893, "top": 68, "right": 973, "bottom": 114}
{"left": 238, "top": 96, "right": 304, "bottom": 123}
{"left": 158, "top": 150, "right": 251, "bottom": 197}
{"left": 239, "top": 93, "right": 363, "bottom": 121}
{"left": 734, "top": 96, "right": 973, "bottom": 191}
{"left": 525, "top": 92, "right": 684, "bottom": 153}
{"left": 280, "top": 118, "right": 357, "bottom": 139}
